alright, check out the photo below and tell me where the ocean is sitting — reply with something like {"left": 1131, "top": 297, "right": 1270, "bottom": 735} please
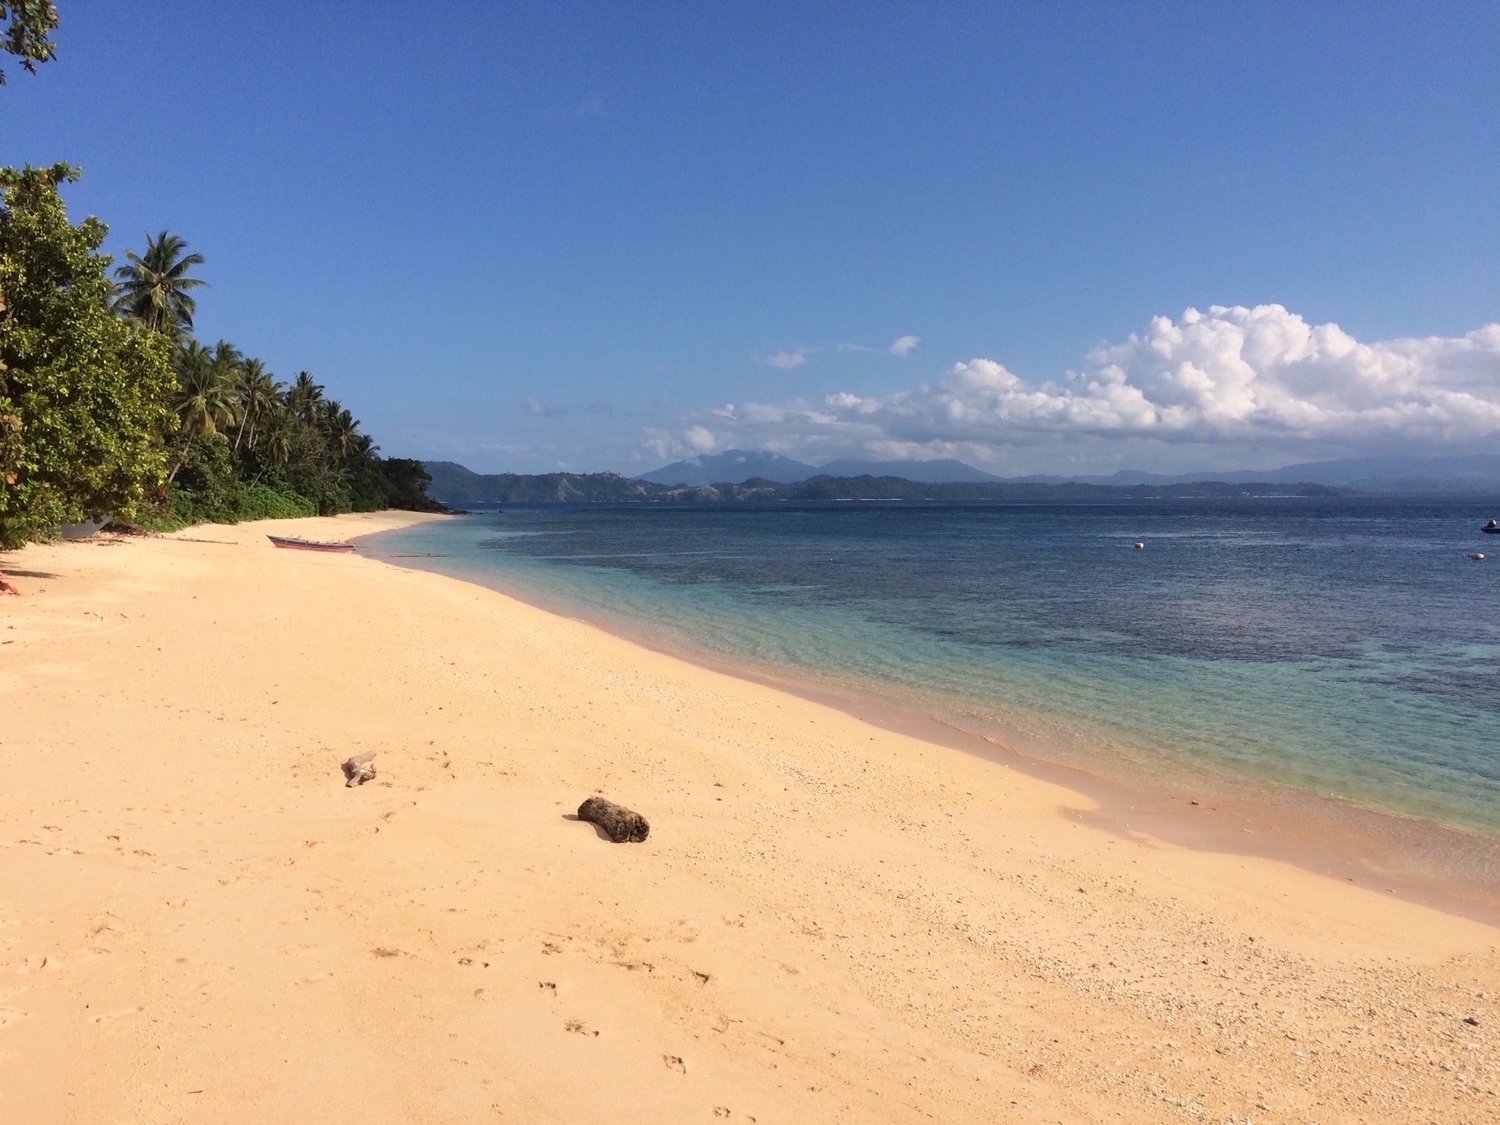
{"left": 363, "top": 496, "right": 1499, "bottom": 837}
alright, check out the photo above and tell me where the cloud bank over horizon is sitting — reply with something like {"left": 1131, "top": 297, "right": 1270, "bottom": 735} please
{"left": 653, "top": 305, "right": 1500, "bottom": 473}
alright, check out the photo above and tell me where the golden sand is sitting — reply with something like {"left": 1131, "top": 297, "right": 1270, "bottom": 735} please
{"left": 2, "top": 512, "right": 1495, "bottom": 1123}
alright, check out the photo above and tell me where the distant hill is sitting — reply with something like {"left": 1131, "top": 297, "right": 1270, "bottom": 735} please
{"left": 816, "top": 458, "right": 1005, "bottom": 483}
{"left": 422, "top": 460, "right": 1338, "bottom": 505}
{"left": 424, "top": 451, "right": 1494, "bottom": 505}
{"left": 636, "top": 450, "right": 818, "bottom": 485}
{"left": 633, "top": 450, "right": 1500, "bottom": 492}
{"left": 1070, "top": 454, "right": 1500, "bottom": 492}
{"left": 423, "top": 461, "right": 658, "bottom": 503}
{"left": 640, "top": 451, "right": 1011, "bottom": 485}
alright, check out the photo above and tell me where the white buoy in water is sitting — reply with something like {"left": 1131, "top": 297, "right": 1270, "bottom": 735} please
{"left": 1133, "top": 541, "right": 1145, "bottom": 550}
{"left": 1468, "top": 552, "right": 1485, "bottom": 561}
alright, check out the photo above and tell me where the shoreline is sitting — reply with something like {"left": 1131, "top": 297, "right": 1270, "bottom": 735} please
{"left": 3, "top": 511, "right": 1496, "bottom": 1123}
{"left": 361, "top": 519, "right": 1500, "bottom": 926}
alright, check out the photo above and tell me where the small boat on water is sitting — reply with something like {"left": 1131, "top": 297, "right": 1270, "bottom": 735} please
{"left": 267, "top": 535, "right": 356, "bottom": 554}
{"left": 1484, "top": 519, "right": 1499, "bottom": 534}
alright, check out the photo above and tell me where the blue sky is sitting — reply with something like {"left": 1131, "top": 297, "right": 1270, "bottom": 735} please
{"left": 7, "top": 2, "right": 1498, "bottom": 475}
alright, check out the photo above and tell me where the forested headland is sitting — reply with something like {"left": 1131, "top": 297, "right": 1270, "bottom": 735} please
{"left": 0, "top": 10, "right": 437, "bottom": 548}
{"left": 0, "top": 165, "right": 438, "bottom": 548}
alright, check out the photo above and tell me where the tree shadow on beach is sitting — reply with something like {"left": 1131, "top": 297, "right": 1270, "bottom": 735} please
{"left": 1, "top": 568, "right": 59, "bottom": 579}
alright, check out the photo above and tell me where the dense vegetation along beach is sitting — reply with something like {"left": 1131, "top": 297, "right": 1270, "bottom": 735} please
{"left": 1, "top": 165, "right": 437, "bottom": 551}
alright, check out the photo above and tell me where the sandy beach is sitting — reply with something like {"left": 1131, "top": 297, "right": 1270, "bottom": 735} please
{"left": 1, "top": 511, "right": 1495, "bottom": 1124}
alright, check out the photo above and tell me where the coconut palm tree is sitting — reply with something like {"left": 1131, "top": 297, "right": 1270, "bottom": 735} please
{"left": 323, "top": 404, "right": 362, "bottom": 464}
{"left": 167, "top": 341, "right": 238, "bottom": 481}
{"left": 351, "top": 433, "right": 378, "bottom": 462}
{"left": 286, "top": 371, "right": 324, "bottom": 426}
{"left": 112, "top": 231, "right": 207, "bottom": 338}
{"left": 232, "top": 357, "right": 281, "bottom": 454}
{"left": 209, "top": 339, "right": 242, "bottom": 371}
{"left": 250, "top": 401, "right": 296, "bottom": 484}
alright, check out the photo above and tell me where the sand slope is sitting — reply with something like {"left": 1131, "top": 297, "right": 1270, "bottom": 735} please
{"left": 1, "top": 513, "right": 1495, "bottom": 1123}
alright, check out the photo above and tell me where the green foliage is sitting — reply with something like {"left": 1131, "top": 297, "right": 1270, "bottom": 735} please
{"left": 0, "top": 164, "right": 175, "bottom": 547}
{"left": 111, "top": 230, "right": 206, "bottom": 339}
{"left": 0, "top": 173, "right": 436, "bottom": 543}
{"left": 1, "top": 1, "right": 58, "bottom": 84}
{"left": 152, "top": 434, "right": 316, "bottom": 527}
{"left": 381, "top": 458, "right": 438, "bottom": 509}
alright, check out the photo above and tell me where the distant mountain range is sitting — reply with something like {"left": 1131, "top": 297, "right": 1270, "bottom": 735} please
{"left": 421, "top": 451, "right": 1497, "bottom": 505}
{"left": 1069, "top": 453, "right": 1500, "bottom": 491}
{"left": 422, "top": 462, "right": 1339, "bottom": 505}
{"left": 637, "top": 450, "right": 1006, "bottom": 485}
{"left": 636, "top": 449, "right": 1500, "bottom": 492}
{"left": 634, "top": 451, "right": 819, "bottom": 484}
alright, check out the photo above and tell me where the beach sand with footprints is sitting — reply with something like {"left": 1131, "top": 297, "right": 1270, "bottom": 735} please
{"left": 1, "top": 511, "right": 1495, "bottom": 1123}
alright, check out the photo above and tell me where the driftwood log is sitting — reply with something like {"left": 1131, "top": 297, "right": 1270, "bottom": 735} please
{"left": 577, "top": 796, "right": 650, "bottom": 842}
{"left": 341, "top": 751, "right": 377, "bottom": 787}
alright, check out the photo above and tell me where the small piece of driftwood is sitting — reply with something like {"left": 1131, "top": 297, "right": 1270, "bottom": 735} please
{"left": 577, "top": 796, "right": 649, "bottom": 842}
{"left": 341, "top": 752, "right": 377, "bottom": 787}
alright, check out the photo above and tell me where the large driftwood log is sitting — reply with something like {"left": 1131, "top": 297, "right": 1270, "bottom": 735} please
{"left": 577, "top": 796, "right": 650, "bottom": 842}
{"left": 341, "top": 751, "right": 377, "bottom": 787}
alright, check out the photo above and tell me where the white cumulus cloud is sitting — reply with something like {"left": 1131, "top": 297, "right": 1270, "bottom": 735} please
{"left": 830, "top": 306, "right": 1500, "bottom": 448}
{"left": 682, "top": 425, "right": 718, "bottom": 453}
{"left": 669, "top": 306, "right": 1500, "bottom": 472}
{"left": 764, "top": 348, "right": 810, "bottom": 369}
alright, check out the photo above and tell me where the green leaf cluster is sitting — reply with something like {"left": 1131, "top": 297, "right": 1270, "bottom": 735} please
{"left": 0, "top": 163, "right": 174, "bottom": 547}
{"left": 0, "top": 1, "right": 58, "bottom": 84}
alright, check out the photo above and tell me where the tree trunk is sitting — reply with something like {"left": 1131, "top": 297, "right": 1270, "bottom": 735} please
{"left": 577, "top": 796, "right": 649, "bottom": 842}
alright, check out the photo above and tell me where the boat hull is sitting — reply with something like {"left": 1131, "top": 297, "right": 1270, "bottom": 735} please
{"left": 267, "top": 535, "right": 356, "bottom": 553}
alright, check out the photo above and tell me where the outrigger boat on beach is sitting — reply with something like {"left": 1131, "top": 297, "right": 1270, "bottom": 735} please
{"left": 267, "top": 535, "right": 356, "bottom": 553}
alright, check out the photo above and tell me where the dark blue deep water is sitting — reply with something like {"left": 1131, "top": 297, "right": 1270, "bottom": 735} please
{"left": 365, "top": 497, "right": 1500, "bottom": 833}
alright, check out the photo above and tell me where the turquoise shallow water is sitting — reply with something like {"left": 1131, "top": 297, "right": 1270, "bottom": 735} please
{"left": 365, "top": 497, "right": 1500, "bottom": 834}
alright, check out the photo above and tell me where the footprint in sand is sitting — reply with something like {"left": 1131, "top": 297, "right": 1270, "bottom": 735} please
{"left": 0, "top": 1007, "right": 28, "bottom": 1029}
{"left": 564, "top": 1020, "right": 599, "bottom": 1037}
{"left": 662, "top": 1054, "right": 686, "bottom": 1073}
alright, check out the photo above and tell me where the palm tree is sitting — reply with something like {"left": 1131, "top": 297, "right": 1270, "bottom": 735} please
{"left": 112, "top": 231, "right": 207, "bottom": 338}
{"left": 167, "top": 341, "right": 238, "bottom": 481}
{"left": 209, "top": 339, "right": 242, "bottom": 370}
{"left": 286, "top": 371, "right": 324, "bottom": 426}
{"left": 351, "top": 433, "right": 378, "bottom": 462}
{"left": 250, "top": 402, "right": 296, "bottom": 484}
{"left": 323, "top": 405, "right": 362, "bottom": 464}
{"left": 232, "top": 358, "right": 281, "bottom": 454}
